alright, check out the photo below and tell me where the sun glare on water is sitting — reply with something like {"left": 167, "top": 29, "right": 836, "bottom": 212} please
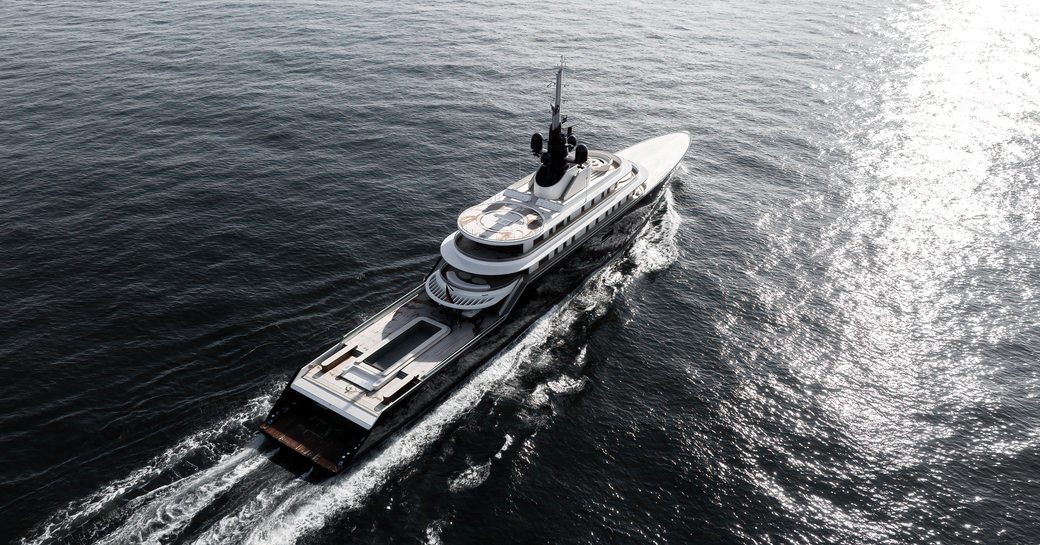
{"left": 822, "top": 0, "right": 1040, "bottom": 459}
{"left": 734, "top": 1, "right": 1040, "bottom": 540}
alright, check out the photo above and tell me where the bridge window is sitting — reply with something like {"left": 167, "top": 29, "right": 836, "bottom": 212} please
{"left": 456, "top": 235, "right": 526, "bottom": 260}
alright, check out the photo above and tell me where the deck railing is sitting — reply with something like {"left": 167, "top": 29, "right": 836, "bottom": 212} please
{"left": 425, "top": 270, "right": 518, "bottom": 310}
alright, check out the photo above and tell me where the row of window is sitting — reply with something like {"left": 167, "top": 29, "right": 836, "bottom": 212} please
{"left": 534, "top": 191, "right": 628, "bottom": 270}
{"left": 462, "top": 180, "right": 635, "bottom": 268}
{"left": 536, "top": 179, "right": 621, "bottom": 246}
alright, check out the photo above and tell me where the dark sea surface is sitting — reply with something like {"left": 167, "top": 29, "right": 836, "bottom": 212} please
{"left": 2, "top": 0, "right": 1039, "bottom": 543}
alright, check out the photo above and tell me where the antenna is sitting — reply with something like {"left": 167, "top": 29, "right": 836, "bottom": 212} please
{"left": 550, "top": 60, "right": 564, "bottom": 135}
{"left": 554, "top": 59, "right": 564, "bottom": 108}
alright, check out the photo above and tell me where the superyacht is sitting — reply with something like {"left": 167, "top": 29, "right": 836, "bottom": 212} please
{"left": 261, "top": 64, "right": 690, "bottom": 473}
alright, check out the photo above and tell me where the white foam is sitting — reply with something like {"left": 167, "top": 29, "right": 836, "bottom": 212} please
{"left": 527, "top": 375, "right": 589, "bottom": 410}
{"left": 582, "top": 186, "right": 682, "bottom": 311}
{"left": 423, "top": 518, "right": 449, "bottom": 545}
{"left": 22, "top": 391, "right": 276, "bottom": 545}
{"left": 191, "top": 471, "right": 308, "bottom": 545}
{"left": 96, "top": 439, "right": 272, "bottom": 545}
{"left": 447, "top": 460, "right": 492, "bottom": 493}
{"left": 629, "top": 186, "right": 683, "bottom": 276}
{"left": 493, "top": 434, "right": 515, "bottom": 460}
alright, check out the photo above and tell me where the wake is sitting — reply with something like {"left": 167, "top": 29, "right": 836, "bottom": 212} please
{"left": 20, "top": 393, "right": 275, "bottom": 545}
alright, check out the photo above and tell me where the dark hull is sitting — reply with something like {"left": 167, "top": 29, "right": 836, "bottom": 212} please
{"left": 261, "top": 181, "right": 668, "bottom": 473}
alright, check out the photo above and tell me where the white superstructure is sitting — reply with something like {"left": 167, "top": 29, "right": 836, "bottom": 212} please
{"left": 424, "top": 64, "right": 677, "bottom": 312}
{"left": 429, "top": 150, "right": 645, "bottom": 307}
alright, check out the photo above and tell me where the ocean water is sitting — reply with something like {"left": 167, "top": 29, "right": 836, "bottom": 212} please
{"left": 2, "top": 0, "right": 1039, "bottom": 543}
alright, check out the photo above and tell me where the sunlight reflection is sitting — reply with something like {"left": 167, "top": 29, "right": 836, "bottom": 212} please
{"left": 723, "top": 1, "right": 1040, "bottom": 538}
{"left": 816, "top": 0, "right": 1040, "bottom": 462}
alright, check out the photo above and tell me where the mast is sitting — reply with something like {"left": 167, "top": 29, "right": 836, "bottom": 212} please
{"left": 550, "top": 64, "right": 563, "bottom": 135}
{"left": 531, "top": 61, "right": 587, "bottom": 190}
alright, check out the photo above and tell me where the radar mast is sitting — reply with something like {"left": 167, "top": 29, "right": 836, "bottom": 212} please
{"left": 530, "top": 61, "right": 588, "bottom": 189}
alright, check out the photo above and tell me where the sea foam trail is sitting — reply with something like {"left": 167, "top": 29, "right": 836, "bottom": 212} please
{"left": 190, "top": 473, "right": 308, "bottom": 545}
{"left": 20, "top": 391, "right": 276, "bottom": 545}
{"left": 95, "top": 438, "right": 274, "bottom": 545}
{"left": 614, "top": 182, "right": 683, "bottom": 278}
{"left": 202, "top": 186, "right": 684, "bottom": 545}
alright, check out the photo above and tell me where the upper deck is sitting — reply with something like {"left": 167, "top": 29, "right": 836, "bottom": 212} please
{"left": 437, "top": 150, "right": 647, "bottom": 277}
{"left": 455, "top": 151, "right": 625, "bottom": 246}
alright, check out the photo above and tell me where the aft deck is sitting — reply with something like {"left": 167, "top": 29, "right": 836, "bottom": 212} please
{"left": 291, "top": 289, "right": 480, "bottom": 428}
